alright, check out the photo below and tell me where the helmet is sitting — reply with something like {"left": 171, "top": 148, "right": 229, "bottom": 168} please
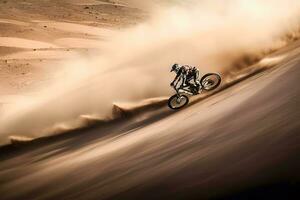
{"left": 171, "top": 63, "right": 180, "bottom": 72}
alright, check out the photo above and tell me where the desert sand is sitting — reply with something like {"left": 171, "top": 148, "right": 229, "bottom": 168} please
{"left": 0, "top": 0, "right": 144, "bottom": 96}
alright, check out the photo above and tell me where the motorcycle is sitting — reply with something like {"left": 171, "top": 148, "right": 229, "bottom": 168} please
{"left": 168, "top": 73, "right": 222, "bottom": 109}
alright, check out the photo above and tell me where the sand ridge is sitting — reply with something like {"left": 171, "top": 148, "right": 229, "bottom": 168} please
{"left": 0, "top": 0, "right": 144, "bottom": 95}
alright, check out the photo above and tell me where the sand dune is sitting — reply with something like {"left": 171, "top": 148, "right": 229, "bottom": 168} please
{"left": 0, "top": 37, "right": 59, "bottom": 49}
{"left": 34, "top": 21, "right": 115, "bottom": 37}
{"left": 1, "top": 50, "right": 79, "bottom": 60}
{"left": 55, "top": 38, "right": 103, "bottom": 48}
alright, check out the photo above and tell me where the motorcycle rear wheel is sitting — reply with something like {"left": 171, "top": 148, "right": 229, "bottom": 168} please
{"left": 168, "top": 94, "right": 189, "bottom": 110}
{"left": 200, "top": 73, "right": 221, "bottom": 91}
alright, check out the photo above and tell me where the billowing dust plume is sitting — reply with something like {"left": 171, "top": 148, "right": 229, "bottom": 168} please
{"left": 1, "top": 0, "right": 300, "bottom": 144}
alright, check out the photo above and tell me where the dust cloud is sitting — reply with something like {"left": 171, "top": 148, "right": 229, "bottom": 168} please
{"left": 1, "top": 0, "right": 300, "bottom": 144}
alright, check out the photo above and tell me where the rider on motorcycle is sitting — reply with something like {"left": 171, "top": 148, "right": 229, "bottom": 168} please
{"left": 170, "top": 63, "right": 200, "bottom": 94}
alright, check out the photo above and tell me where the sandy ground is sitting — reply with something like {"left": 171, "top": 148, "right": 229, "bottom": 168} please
{"left": 0, "top": 36, "right": 299, "bottom": 200}
{"left": 0, "top": 0, "right": 144, "bottom": 97}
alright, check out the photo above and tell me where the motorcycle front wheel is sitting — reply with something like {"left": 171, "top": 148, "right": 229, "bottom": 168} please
{"left": 168, "top": 94, "right": 189, "bottom": 110}
{"left": 200, "top": 73, "right": 221, "bottom": 91}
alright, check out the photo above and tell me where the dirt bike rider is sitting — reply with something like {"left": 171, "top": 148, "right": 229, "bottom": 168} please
{"left": 170, "top": 63, "right": 201, "bottom": 94}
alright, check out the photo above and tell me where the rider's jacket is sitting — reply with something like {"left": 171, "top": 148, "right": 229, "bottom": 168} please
{"left": 175, "top": 65, "right": 199, "bottom": 85}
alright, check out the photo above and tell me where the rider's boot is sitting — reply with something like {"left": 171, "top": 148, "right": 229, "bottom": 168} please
{"left": 192, "top": 89, "right": 199, "bottom": 95}
{"left": 191, "top": 84, "right": 199, "bottom": 95}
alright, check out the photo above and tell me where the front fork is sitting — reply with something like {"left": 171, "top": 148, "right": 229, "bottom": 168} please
{"left": 173, "top": 86, "right": 182, "bottom": 101}
{"left": 171, "top": 85, "right": 184, "bottom": 104}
